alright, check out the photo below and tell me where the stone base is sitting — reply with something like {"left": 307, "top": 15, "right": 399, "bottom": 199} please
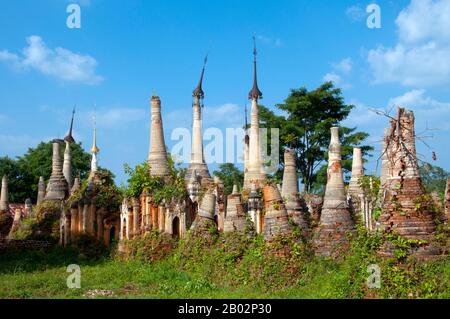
{"left": 263, "top": 210, "right": 292, "bottom": 241}
{"left": 243, "top": 172, "right": 266, "bottom": 190}
{"left": 223, "top": 215, "right": 247, "bottom": 233}
{"left": 380, "top": 177, "right": 436, "bottom": 241}
{"left": 186, "top": 163, "right": 211, "bottom": 183}
{"left": 378, "top": 240, "right": 446, "bottom": 261}
{"left": 313, "top": 207, "right": 354, "bottom": 257}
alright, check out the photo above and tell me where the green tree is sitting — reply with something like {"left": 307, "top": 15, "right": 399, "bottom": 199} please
{"left": 0, "top": 141, "right": 91, "bottom": 203}
{"left": 0, "top": 156, "right": 29, "bottom": 203}
{"left": 258, "top": 82, "right": 373, "bottom": 193}
{"left": 213, "top": 163, "right": 244, "bottom": 196}
{"left": 419, "top": 163, "right": 449, "bottom": 198}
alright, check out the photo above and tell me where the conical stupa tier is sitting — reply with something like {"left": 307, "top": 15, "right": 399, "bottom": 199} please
{"left": 190, "top": 192, "right": 217, "bottom": 234}
{"left": 348, "top": 147, "right": 364, "bottom": 197}
{"left": 45, "top": 140, "right": 69, "bottom": 201}
{"left": 314, "top": 127, "right": 354, "bottom": 256}
{"left": 223, "top": 186, "right": 247, "bottom": 233}
{"left": 148, "top": 96, "right": 170, "bottom": 177}
{"left": 263, "top": 184, "right": 292, "bottom": 241}
{"left": 37, "top": 176, "right": 46, "bottom": 205}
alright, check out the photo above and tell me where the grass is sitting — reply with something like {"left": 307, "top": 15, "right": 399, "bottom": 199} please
{"left": 0, "top": 228, "right": 449, "bottom": 299}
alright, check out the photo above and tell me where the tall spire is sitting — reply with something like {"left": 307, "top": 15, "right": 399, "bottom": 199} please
{"left": 248, "top": 36, "right": 263, "bottom": 100}
{"left": 244, "top": 37, "right": 266, "bottom": 189}
{"left": 64, "top": 107, "right": 76, "bottom": 144}
{"left": 90, "top": 116, "right": 99, "bottom": 173}
{"left": 192, "top": 55, "right": 207, "bottom": 98}
{"left": 187, "top": 56, "right": 211, "bottom": 182}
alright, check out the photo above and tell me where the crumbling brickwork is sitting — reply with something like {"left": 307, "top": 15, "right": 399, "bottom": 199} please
{"left": 379, "top": 108, "right": 441, "bottom": 258}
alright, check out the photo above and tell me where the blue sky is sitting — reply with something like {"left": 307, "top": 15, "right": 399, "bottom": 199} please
{"left": 1, "top": 0, "right": 449, "bottom": 185}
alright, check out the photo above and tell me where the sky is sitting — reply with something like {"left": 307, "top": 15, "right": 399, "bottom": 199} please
{"left": 1, "top": 0, "right": 449, "bottom": 186}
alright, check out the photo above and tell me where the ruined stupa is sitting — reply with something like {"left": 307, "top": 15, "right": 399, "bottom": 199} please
{"left": 190, "top": 191, "right": 217, "bottom": 236}
{"left": 281, "top": 149, "right": 309, "bottom": 233}
{"left": 148, "top": 96, "right": 170, "bottom": 177}
{"left": 223, "top": 185, "right": 247, "bottom": 233}
{"left": 380, "top": 107, "right": 439, "bottom": 257}
{"left": 0, "top": 175, "right": 9, "bottom": 212}
{"left": 0, "top": 176, "right": 13, "bottom": 238}
{"left": 313, "top": 127, "right": 354, "bottom": 256}
{"left": 263, "top": 184, "right": 292, "bottom": 241}
{"left": 348, "top": 147, "right": 365, "bottom": 223}
{"left": 37, "top": 176, "right": 46, "bottom": 205}
{"left": 45, "top": 140, "right": 69, "bottom": 201}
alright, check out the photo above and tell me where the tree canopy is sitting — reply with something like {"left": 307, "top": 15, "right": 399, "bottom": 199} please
{"left": 258, "top": 82, "right": 373, "bottom": 193}
{"left": 213, "top": 163, "right": 244, "bottom": 196}
{"left": 419, "top": 163, "right": 449, "bottom": 199}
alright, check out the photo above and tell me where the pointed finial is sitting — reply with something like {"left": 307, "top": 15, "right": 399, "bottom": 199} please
{"left": 193, "top": 55, "right": 208, "bottom": 98}
{"left": 249, "top": 36, "right": 263, "bottom": 100}
{"left": 253, "top": 35, "right": 257, "bottom": 60}
{"left": 91, "top": 115, "right": 100, "bottom": 154}
{"left": 64, "top": 107, "right": 76, "bottom": 143}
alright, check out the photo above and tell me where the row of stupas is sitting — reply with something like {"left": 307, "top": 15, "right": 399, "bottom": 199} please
{"left": 0, "top": 107, "right": 121, "bottom": 245}
{"left": 118, "top": 39, "right": 446, "bottom": 259}
{"left": 1, "top": 39, "right": 446, "bottom": 259}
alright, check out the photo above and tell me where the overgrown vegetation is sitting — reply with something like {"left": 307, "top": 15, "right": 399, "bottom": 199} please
{"left": 1, "top": 227, "right": 448, "bottom": 299}
{"left": 123, "top": 156, "right": 187, "bottom": 205}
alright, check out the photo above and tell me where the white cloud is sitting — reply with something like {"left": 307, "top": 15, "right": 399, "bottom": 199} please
{"left": 204, "top": 103, "right": 243, "bottom": 128}
{"left": 332, "top": 58, "right": 352, "bottom": 74}
{"left": 79, "top": 108, "right": 147, "bottom": 129}
{"left": 323, "top": 72, "right": 342, "bottom": 84}
{"left": 256, "top": 35, "right": 283, "bottom": 47}
{"left": 166, "top": 103, "right": 244, "bottom": 131}
{"left": 0, "top": 114, "right": 10, "bottom": 124}
{"left": 0, "top": 36, "right": 103, "bottom": 85}
{"left": 0, "top": 134, "right": 41, "bottom": 155}
{"left": 367, "top": 0, "right": 450, "bottom": 87}
{"left": 346, "top": 5, "right": 366, "bottom": 22}
{"left": 388, "top": 89, "right": 450, "bottom": 115}
{"left": 66, "top": 0, "right": 91, "bottom": 7}
{"left": 322, "top": 58, "right": 353, "bottom": 88}
{"left": 396, "top": 0, "right": 450, "bottom": 44}
{"left": 388, "top": 89, "right": 450, "bottom": 131}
